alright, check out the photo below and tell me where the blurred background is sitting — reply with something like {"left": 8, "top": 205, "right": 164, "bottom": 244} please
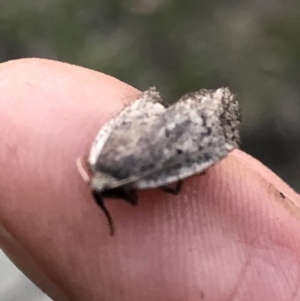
{"left": 0, "top": 0, "right": 299, "bottom": 300}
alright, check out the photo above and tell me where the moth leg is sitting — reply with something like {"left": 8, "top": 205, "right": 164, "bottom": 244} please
{"left": 102, "top": 189, "right": 138, "bottom": 206}
{"left": 161, "top": 180, "right": 183, "bottom": 195}
{"left": 122, "top": 190, "right": 138, "bottom": 206}
{"left": 196, "top": 170, "right": 207, "bottom": 177}
{"left": 92, "top": 191, "right": 115, "bottom": 236}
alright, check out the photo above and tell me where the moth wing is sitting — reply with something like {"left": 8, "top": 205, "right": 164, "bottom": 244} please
{"left": 135, "top": 87, "right": 240, "bottom": 188}
{"left": 93, "top": 88, "right": 240, "bottom": 190}
{"left": 88, "top": 87, "right": 166, "bottom": 167}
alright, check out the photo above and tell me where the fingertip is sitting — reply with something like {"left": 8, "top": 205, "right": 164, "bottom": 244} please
{"left": 0, "top": 58, "right": 142, "bottom": 300}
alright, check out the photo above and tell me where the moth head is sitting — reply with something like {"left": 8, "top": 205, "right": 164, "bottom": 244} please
{"left": 91, "top": 172, "right": 120, "bottom": 192}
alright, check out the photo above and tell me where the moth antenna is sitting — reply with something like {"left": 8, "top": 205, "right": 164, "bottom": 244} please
{"left": 92, "top": 191, "right": 115, "bottom": 236}
{"left": 76, "top": 158, "right": 91, "bottom": 183}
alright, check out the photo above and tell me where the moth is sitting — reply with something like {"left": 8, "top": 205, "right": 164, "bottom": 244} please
{"left": 79, "top": 87, "right": 241, "bottom": 235}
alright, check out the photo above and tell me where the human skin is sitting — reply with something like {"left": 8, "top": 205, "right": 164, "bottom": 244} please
{"left": 0, "top": 58, "right": 300, "bottom": 301}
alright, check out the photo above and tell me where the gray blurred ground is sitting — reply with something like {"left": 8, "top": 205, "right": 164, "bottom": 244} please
{"left": 0, "top": 250, "right": 51, "bottom": 301}
{"left": 1, "top": 0, "right": 300, "bottom": 300}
